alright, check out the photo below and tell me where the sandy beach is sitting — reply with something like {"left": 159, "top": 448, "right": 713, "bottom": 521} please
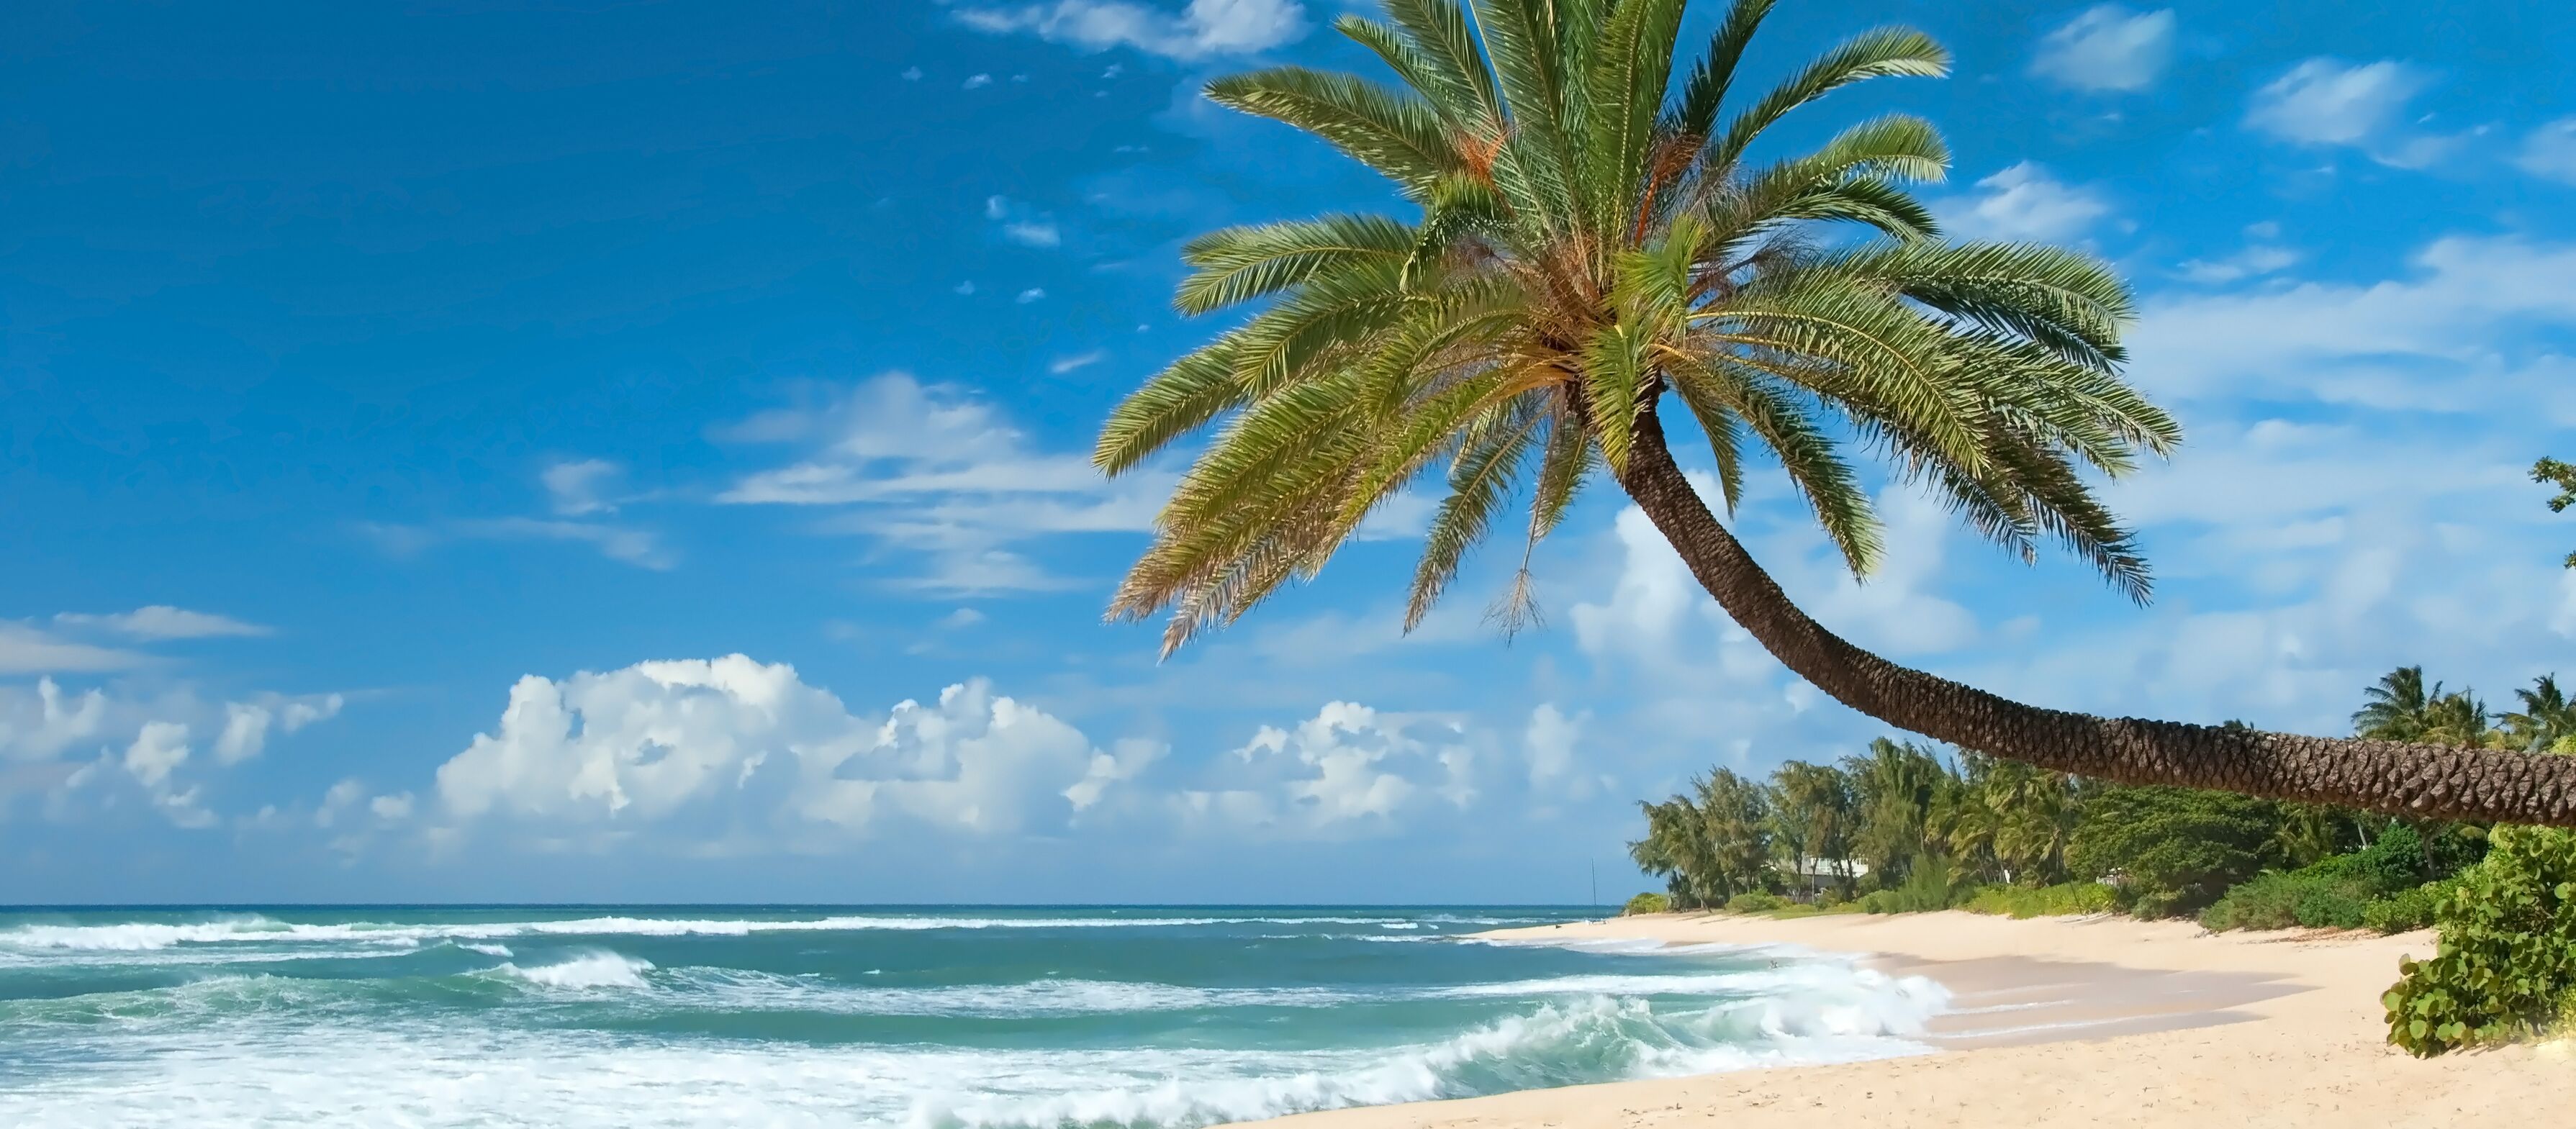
{"left": 1262, "top": 911, "right": 2567, "bottom": 1129}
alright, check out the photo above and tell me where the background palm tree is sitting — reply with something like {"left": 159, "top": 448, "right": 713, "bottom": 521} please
{"left": 2503, "top": 675, "right": 2576, "bottom": 753}
{"left": 1095, "top": 0, "right": 2576, "bottom": 825}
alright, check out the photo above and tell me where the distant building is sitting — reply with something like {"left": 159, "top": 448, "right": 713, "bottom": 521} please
{"left": 1781, "top": 857, "right": 1869, "bottom": 900}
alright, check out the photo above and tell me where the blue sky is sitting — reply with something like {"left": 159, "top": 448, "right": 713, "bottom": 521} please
{"left": 5, "top": 0, "right": 2575, "bottom": 904}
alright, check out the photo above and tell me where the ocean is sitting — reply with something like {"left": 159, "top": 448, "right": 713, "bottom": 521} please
{"left": 0, "top": 905, "right": 1948, "bottom": 1128}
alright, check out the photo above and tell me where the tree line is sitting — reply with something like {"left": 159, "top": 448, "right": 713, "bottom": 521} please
{"left": 1630, "top": 666, "right": 2576, "bottom": 917}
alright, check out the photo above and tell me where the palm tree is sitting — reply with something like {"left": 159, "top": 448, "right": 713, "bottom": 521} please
{"left": 1984, "top": 759, "right": 2079, "bottom": 885}
{"left": 2503, "top": 675, "right": 2576, "bottom": 753}
{"left": 1769, "top": 760, "right": 1856, "bottom": 895}
{"left": 2536, "top": 458, "right": 2576, "bottom": 569}
{"left": 1094, "top": 0, "right": 2576, "bottom": 825}
{"left": 1694, "top": 767, "right": 1775, "bottom": 896}
{"left": 2353, "top": 667, "right": 2437, "bottom": 742}
{"left": 1843, "top": 737, "right": 1943, "bottom": 887}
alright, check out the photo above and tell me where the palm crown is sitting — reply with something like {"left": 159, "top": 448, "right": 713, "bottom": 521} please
{"left": 1095, "top": 0, "right": 2180, "bottom": 655}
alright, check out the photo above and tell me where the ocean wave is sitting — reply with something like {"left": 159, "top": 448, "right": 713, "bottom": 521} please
{"left": 0, "top": 912, "right": 1508, "bottom": 955}
{"left": 487, "top": 951, "right": 656, "bottom": 991}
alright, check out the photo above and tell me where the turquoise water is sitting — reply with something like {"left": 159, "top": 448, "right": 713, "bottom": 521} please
{"left": 0, "top": 906, "right": 1948, "bottom": 1128}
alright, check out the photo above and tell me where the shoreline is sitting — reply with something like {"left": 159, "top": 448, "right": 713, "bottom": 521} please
{"left": 1254, "top": 910, "right": 2563, "bottom": 1129}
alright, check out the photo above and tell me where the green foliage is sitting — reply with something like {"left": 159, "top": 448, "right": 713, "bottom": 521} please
{"left": 2202, "top": 823, "right": 2475, "bottom": 932}
{"left": 2383, "top": 827, "right": 2576, "bottom": 1056}
{"left": 2362, "top": 879, "right": 2457, "bottom": 935}
{"left": 2536, "top": 457, "right": 2576, "bottom": 569}
{"left": 1958, "top": 881, "right": 2116, "bottom": 919}
{"left": 1725, "top": 892, "right": 1790, "bottom": 914}
{"left": 1621, "top": 892, "right": 1672, "bottom": 915}
{"left": 2199, "top": 870, "right": 2370, "bottom": 931}
{"left": 2068, "top": 785, "right": 2282, "bottom": 918}
{"left": 1859, "top": 861, "right": 1968, "bottom": 914}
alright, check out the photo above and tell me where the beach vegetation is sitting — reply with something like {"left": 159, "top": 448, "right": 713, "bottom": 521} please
{"left": 2383, "top": 826, "right": 2576, "bottom": 1056}
{"left": 1098, "top": 0, "right": 2576, "bottom": 827}
{"left": 1622, "top": 892, "right": 1672, "bottom": 915}
{"left": 1724, "top": 892, "right": 1790, "bottom": 914}
{"left": 1958, "top": 881, "right": 2114, "bottom": 919}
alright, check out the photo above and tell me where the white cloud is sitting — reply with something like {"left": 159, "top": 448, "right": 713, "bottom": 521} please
{"left": 963, "top": 73, "right": 993, "bottom": 90}
{"left": 369, "top": 792, "right": 415, "bottom": 820}
{"left": 1183, "top": 702, "right": 1475, "bottom": 833}
{"left": 542, "top": 459, "right": 624, "bottom": 516}
{"left": 2127, "top": 234, "right": 2576, "bottom": 414}
{"left": 985, "top": 195, "right": 1063, "bottom": 248}
{"left": 0, "top": 622, "right": 150, "bottom": 674}
{"left": 901, "top": 66, "right": 923, "bottom": 81}
{"left": 122, "top": 721, "right": 189, "bottom": 789}
{"left": 2518, "top": 117, "right": 2576, "bottom": 183}
{"left": 4, "top": 676, "right": 345, "bottom": 827}
{"left": 957, "top": 0, "right": 1307, "bottom": 61}
{"left": 430, "top": 656, "right": 1134, "bottom": 843}
{"left": 714, "top": 373, "right": 1167, "bottom": 593}
{"left": 54, "top": 606, "right": 271, "bottom": 640}
{"left": 2243, "top": 58, "right": 2455, "bottom": 167}
{"left": 1049, "top": 350, "right": 1106, "bottom": 374}
{"left": 213, "top": 694, "right": 345, "bottom": 765}
{"left": 1936, "top": 163, "right": 2110, "bottom": 242}
{"left": 1524, "top": 703, "right": 1591, "bottom": 798}
{"left": 451, "top": 518, "right": 674, "bottom": 570}
{"left": 1016, "top": 288, "right": 1047, "bottom": 304}
{"left": 2029, "top": 6, "right": 2174, "bottom": 93}
{"left": 2177, "top": 242, "right": 2300, "bottom": 285}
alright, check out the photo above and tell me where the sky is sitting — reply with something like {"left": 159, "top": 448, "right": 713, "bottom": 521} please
{"left": 4, "top": 0, "right": 2575, "bottom": 905}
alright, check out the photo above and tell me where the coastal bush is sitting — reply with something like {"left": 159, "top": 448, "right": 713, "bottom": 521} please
{"left": 2069, "top": 786, "right": 2281, "bottom": 918}
{"left": 1961, "top": 881, "right": 2116, "bottom": 919}
{"left": 2362, "top": 879, "right": 2456, "bottom": 935}
{"left": 2203, "top": 825, "right": 2472, "bottom": 933}
{"left": 1861, "top": 864, "right": 1966, "bottom": 914}
{"left": 1725, "top": 892, "right": 1789, "bottom": 914}
{"left": 2199, "top": 870, "right": 2369, "bottom": 931}
{"left": 2382, "top": 827, "right": 2576, "bottom": 1056}
{"left": 1622, "top": 893, "right": 1671, "bottom": 916}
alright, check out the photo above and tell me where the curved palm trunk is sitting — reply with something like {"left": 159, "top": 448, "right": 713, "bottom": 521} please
{"left": 1615, "top": 407, "right": 2576, "bottom": 826}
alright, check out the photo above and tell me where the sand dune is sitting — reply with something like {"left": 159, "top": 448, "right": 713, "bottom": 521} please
{"left": 1257, "top": 910, "right": 2567, "bottom": 1129}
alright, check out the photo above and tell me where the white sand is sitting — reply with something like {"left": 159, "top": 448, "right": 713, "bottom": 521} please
{"left": 1255, "top": 910, "right": 2566, "bottom": 1129}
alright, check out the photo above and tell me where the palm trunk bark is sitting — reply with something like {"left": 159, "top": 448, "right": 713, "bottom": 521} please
{"left": 1614, "top": 404, "right": 2576, "bottom": 826}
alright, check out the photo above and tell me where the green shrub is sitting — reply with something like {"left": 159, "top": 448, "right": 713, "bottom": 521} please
{"left": 1859, "top": 863, "right": 1966, "bottom": 914}
{"left": 2200, "top": 870, "right": 2372, "bottom": 931}
{"left": 2382, "top": 827, "right": 2576, "bottom": 1056}
{"left": 1620, "top": 892, "right": 1671, "bottom": 916}
{"left": 1960, "top": 881, "right": 2116, "bottom": 919}
{"left": 1725, "top": 892, "right": 1790, "bottom": 914}
{"left": 2361, "top": 879, "right": 2455, "bottom": 935}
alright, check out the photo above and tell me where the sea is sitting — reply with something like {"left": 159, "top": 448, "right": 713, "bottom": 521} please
{"left": 0, "top": 905, "right": 1950, "bottom": 1128}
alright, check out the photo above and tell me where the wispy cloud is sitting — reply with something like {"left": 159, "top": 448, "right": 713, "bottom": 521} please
{"left": 715, "top": 373, "right": 1168, "bottom": 594}
{"left": 54, "top": 606, "right": 271, "bottom": 640}
{"left": 2244, "top": 58, "right": 2459, "bottom": 168}
{"left": 956, "top": 0, "right": 1306, "bottom": 61}
{"left": 2030, "top": 6, "right": 2175, "bottom": 93}
{"left": 1049, "top": 350, "right": 1107, "bottom": 375}
{"left": 1935, "top": 163, "right": 2110, "bottom": 242}
{"left": 2518, "top": 117, "right": 2576, "bottom": 183}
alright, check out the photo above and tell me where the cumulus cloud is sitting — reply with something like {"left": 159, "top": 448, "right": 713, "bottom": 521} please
{"left": 1935, "top": 163, "right": 2110, "bottom": 242}
{"left": 214, "top": 694, "right": 345, "bottom": 765}
{"left": 430, "top": 656, "right": 1139, "bottom": 844}
{"left": 2029, "top": 6, "right": 2174, "bottom": 93}
{"left": 713, "top": 373, "right": 1168, "bottom": 593}
{"left": 3, "top": 676, "right": 345, "bottom": 825}
{"left": 2518, "top": 117, "right": 2576, "bottom": 183}
{"left": 1180, "top": 702, "right": 1476, "bottom": 833}
{"left": 957, "top": 0, "right": 1307, "bottom": 60}
{"left": 54, "top": 606, "right": 271, "bottom": 640}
